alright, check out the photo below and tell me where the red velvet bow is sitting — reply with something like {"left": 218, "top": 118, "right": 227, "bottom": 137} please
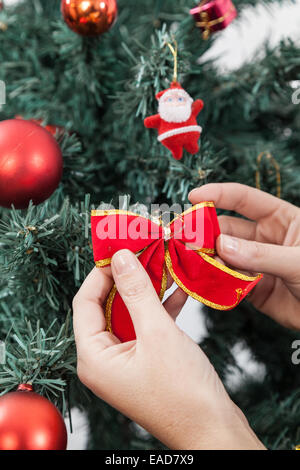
{"left": 91, "top": 203, "right": 262, "bottom": 342}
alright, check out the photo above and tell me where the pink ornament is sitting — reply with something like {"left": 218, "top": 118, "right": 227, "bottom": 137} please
{"left": 190, "top": 0, "right": 237, "bottom": 39}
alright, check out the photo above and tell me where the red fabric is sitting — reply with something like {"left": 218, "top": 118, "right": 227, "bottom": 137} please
{"left": 110, "top": 240, "right": 165, "bottom": 342}
{"left": 91, "top": 204, "right": 263, "bottom": 342}
{"left": 167, "top": 239, "right": 261, "bottom": 309}
{"left": 144, "top": 101, "right": 204, "bottom": 137}
{"left": 170, "top": 205, "right": 220, "bottom": 248}
{"left": 91, "top": 213, "right": 163, "bottom": 263}
{"left": 159, "top": 131, "right": 201, "bottom": 161}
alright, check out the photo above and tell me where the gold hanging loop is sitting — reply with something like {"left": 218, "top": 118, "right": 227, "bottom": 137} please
{"left": 166, "top": 39, "right": 178, "bottom": 84}
{"left": 255, "top": 151, "right": 281, "bottom": 199}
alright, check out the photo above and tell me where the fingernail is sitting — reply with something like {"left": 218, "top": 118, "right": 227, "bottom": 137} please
{"left": 220, "top": 234, "right": 239, "bottom": 254}
{"left": 113, "top": 250, "right": 139, "bottom": 275}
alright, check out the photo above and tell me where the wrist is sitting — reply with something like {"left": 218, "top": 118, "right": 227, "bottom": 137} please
{"left": 163, "top": 398, "right": 266, "bottom": 450}
{"left": 191, "top": 401, "right": 266, "bottom": 450}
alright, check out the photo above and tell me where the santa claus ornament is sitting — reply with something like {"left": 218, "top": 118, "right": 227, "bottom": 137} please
{"left": 144, "top": 82, "right": 204, "bottom": 161}
{"left": 144, "top": 42, "right": 204, "bottom": 161}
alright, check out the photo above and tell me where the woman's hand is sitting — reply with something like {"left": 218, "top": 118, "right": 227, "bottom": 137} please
{"left": 73, "top": 249, "right": 264, "bottom": 450}
{"left": 190, "top": 183, "right": 300, "bottom": 330}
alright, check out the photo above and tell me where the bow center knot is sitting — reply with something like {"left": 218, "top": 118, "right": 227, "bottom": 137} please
{"left": 164, "top": 226, "right": 172, "bottom": 241}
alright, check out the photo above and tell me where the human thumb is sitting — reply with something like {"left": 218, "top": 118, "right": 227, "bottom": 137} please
{"left": 111, "top": 249, "right": 168, "bottom": 337}
{"left": 217, "top": 234, "right": 300, "bottom": 282}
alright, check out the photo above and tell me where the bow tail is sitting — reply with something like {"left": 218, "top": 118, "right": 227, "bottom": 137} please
{"left": 105, "top": 240, "right": 167, "bottom": 342}
{"left": 166, "top": 240, "right": 262, "bottom": 310}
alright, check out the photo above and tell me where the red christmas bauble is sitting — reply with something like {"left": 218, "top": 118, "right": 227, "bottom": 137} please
{"left": 0, "top": 119, "right": 63, "bottom": 209}
{"left": 0, "top": 384, "right": 67, "bottom": 450}
{"left": 61, "top": 0, "right": 118, "bottom": 37}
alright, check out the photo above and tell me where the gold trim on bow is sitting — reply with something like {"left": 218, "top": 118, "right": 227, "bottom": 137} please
{"left": 199, "top": 252, "right": 263, "bottom": 282}
{"left": 196, "top": 247, "right": 215, "bottom": 255}
{"left": 96, "top": 258, "right": 113, "bottom": 268}
{"left": 91, "top": 209, "right": 150, "bottom": 219}
{"left": 165, "top": 248, "right": 246, "bottom": 311}
{"left": 168, "top": 202, "right": 215, "bottom": 225}
{"left": 160, "top": 265, "right": 168, "bottom": 301}
{"left": 92, "top": 202, "right": 215, "bottom": 223}
{"left": 105, "top": 265, "right": 168, "bottom": 335}
{"left": 105, "top": 285, "right": 117, "bottom": 334}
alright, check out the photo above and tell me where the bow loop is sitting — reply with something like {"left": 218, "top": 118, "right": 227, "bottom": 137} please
{"left": 91, "top": 210, "right": 163, "bottom": 267}
{"left": 169, "top": 202, "right": 219, "bottom": 253}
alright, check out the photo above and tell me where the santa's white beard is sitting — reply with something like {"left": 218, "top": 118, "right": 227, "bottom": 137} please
{"left": 159, "top": 101, "right": 192, "bottom": 123}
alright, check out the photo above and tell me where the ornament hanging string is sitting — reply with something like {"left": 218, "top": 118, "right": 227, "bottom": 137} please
{"left": 166, "top": 40, "right": 178, "bottom": 84}
{"left": 255, "top": 151, "right": 281, "bottom": 199}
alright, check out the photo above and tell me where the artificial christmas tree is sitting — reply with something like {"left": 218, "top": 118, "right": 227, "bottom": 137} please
{"left": 0, "top": 0, "right": 299, "bottom": 450}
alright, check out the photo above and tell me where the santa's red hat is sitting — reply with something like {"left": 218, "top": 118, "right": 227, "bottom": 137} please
{"left": 156, "top": 82, "right": 192, "bottom": 102}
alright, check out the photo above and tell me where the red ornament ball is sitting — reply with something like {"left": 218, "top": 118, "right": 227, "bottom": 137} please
{"left": 0, "top": 119, "right": 63, "bottom": 209}
{"left": 0, "top": 384, "right": 67, "bottom": 450}
{"left": 61, "top": 0, "right": 118, "bottom": 37}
